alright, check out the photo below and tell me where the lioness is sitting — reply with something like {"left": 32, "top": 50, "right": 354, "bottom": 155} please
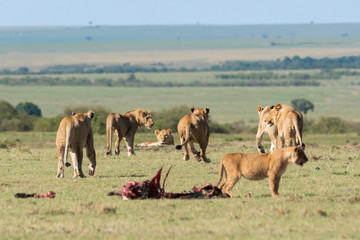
{"left": 106, "top": 109, "right": 154, "bottom": 156}
{"left": 216, "top": 146, "right": 308, "bottom": 197}
{"left": 56, "top": 110, "right": 96, "bottom": 178}
{"left": 256, "top": 105, "right": 277, "bottom": 153}
{"left": 265, "top": 104, "right": 304, "bottom": 149}
{"left": 176, "top": 107, "right": 211, "bottom": 163}
{"left": 138, "top": 129, "right": 174, "bottom": 146}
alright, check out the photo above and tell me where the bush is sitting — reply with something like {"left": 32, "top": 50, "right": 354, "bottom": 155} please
{"left": 0, "top": 100, "right": 17, "bottom": 120}
{"left": 33, "top": 116, "right": 63, "bottom": 132}
{"left": 0, "top": 113, "right": 35, "bottom": 131}
{"left": 150, "top": 105, "right": 190, "bottom": 133}
{"left": 15, "top": 102, "right": 42, "bottom": 117}
{"left": 304, "top": 116, "right": 355, "bottom": 134}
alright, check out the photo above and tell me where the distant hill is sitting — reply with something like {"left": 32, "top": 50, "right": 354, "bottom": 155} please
{"left": 0, "top": 23, "right": 359, "bottom": 43}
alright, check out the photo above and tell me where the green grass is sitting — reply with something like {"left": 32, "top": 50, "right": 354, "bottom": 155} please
{"left": 1, "top": 36, "right": 360, "bottom": 53}
{"left": 1, "top": 81, "right": 359, "bottom": 124}
{"left": 0, "top": 131, "right": 360, "bottom": 239}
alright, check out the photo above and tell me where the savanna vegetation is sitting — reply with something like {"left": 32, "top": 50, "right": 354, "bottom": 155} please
{"left": 0, "top": 131, "right": 360, "bottom": 239}
{"left": 1, "top": 24, "right": 360, "bottom": 239}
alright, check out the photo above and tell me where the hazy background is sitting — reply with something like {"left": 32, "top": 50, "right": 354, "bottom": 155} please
{"left": 0, "top": 0, "right": 359, "bottom": 26}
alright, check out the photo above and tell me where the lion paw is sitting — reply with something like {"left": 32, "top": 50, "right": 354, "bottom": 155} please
{"left": 204, "top": 158, "right": 211, "bottom": 163}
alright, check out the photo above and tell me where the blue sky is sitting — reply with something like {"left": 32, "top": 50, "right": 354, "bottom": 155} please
{"left": 0, "top": 0, "right": 359, "bottom": 26}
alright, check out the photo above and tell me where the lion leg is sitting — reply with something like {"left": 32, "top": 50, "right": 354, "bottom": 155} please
{"left": 199, "top": 140, "right": 211, "bottom": 163}
{"left": 276, "top": 134, "right": 285, "bottom": 149}
{"left": 222, "top": 175, "right": 239, "bottom": 198}
{"left": 114, "top": 129, "right": 122, "bottom": 155}
{"left": 71, "top": 150, "right": 84, "bottom": 178}
{"left": 183, "top": 144, "right": 190, "bottom": 161}
{"left": 124, "top": 137, "right": 135, "bottom": 157}
{"left": 269, "top": 174, "right": 281, "bottom": 197}
{"left": 56, "top": 146, "right": 65, "bottom": 178}
{"left": 285, "top": 130, "right": 293, "bottom": 147}
{"left": 256, "top": 131, "right": 265, "bottom": 153}
{"left": 269, "top": 142, "right": 276, "bottom": 152}
{"left": 86, "top": 138, "right": 96, "bottom": 176}
{"left": 189, "top": 142, "right": 201, "bottom": 161}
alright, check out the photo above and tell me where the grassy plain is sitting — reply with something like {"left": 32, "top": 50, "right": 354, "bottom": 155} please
{"left": 0, "top": 131, "right": 360, "bottom": 239}
{"left": 1, "top": 36, "right": 360, "bottom": 70}
{"left": 1, "top": 82, "right": 359, "bottom": 124}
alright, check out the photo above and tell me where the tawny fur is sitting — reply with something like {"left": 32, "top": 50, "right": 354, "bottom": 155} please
{"left": 106, "top": 109, "right": 154, "bottom": 156}
{"left": 56, "top": 110, "right": 96, "bottom": 178}
{"left": 215, "top": 146, "right": 308, "bottom": 198}
{"left": 138, "top": 129, "right": 174, "bottom": 146}
{"left": 256, "top": 105, "right": 277, "bottom": 153}
{"left": 265, "top": 104, "right": 304, "bottom": 149}
{"left": 176, "top": 107, "right": 211, "bottom": 163}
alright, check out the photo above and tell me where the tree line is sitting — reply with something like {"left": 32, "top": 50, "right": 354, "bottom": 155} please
{"left": 0, "top": 100, "right": 359, "bottom": 138}
{"left": 2, "top": 69, "right": 360, "bottom": 87}
{"left": 2, "top": 56, "right": 360, "bottom": 75}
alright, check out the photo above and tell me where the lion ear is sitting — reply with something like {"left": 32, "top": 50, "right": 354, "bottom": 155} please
{"left": 294, "top": 146, "right": 302, "bottom": 152}
{"left": 205, "top": 107, "right": 210, "bottom": 114}
{"left": 71, "top": 112, "right": 76, "bottom": 116}
{"left": 191, "top": 106, "right": 195, "bottom": 113}
{"left": 257, "top": 105, "right": 263, "bottom": 112}
{"left": 167, "top": 129, "right": 172, "bottom": 134}
{"left": 87, "top": 111, "right": 95, "bottom": 119}
{"left": 275, "top": 104, "right": 282, "bottom": 111}
{"left": 269, "top": 105, "right": 275, "bottom": 109}
{"left": 155, "top": 130, "right": 160, "bottom": 136}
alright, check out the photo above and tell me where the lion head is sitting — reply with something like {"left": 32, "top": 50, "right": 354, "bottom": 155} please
{"left": 139, "top": 110, "right": 154, "bottom": 129}
{"left": 155, "top": 129, "right": 174, "bottom": 145}
{"left": 291, "top": 146, "right": 308, "bottom": 166}
{"left": 264, "top": 104, "right": 281, "bottom": 127}
{"left": 257, "top": 105, "right": 272, "bottom": 126}
{"left": 191, "top": 106, "right": 210, "bottom": 120}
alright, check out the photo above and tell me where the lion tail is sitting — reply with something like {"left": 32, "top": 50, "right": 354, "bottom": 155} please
{"left": 215, "top": 160, "right": 226, "bottom": 188}
{"left": 175, "top": 124, "right": 192, "bottom": 150}
{"left": 106, "top": 114, "right": 115, "bottom": 155}
{"left": 293, "top": 112, "right": 304, "bottom": 149}
{"left": 63, "top": 124, "right": 72, "bottom": 167}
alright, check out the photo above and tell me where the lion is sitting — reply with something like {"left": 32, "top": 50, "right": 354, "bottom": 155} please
{"left": 138, "top": 129, "right": 174, "bottom": 147}
{"left": 265, "top": 104, "right": 304, "bottom": 149}
{"left": 215, "top": 146, "right": 308, "bottom": 198}
{"left": 175, "top": 107, "right": 211, "bottom": 163}
{"left": 106, "top": 109, "right": 154, "bottom": 156}
{"left": 256, "top": 105, "right": 277, "bottom": 153}
{"left": 56, "top": 110, "right": 96, "bottom": 178}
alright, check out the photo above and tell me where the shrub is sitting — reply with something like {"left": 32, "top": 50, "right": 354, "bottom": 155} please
{"left": 33, "top": 116, "right": 63, "bottom": 132}
{"left": 0, "top": 100, "right": 17, "bottom": 120}
{"left": 304, "top": 116, "right": 355, "bottom": 134}
{"left": 15, "top": 102, "right": 42, "bottom": 117}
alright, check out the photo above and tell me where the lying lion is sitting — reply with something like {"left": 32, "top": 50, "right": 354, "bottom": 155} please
{"left": 138, "top": 129, "right": 174, "bottom": 147}
{"left": 215, "top": 146, "right": 308, "bottom": 198}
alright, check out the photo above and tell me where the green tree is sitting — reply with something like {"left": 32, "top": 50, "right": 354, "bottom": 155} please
{"left": 0, "top": 100, "right": 17, "bottom": 120}
{"left": 15, "top": 102, "right": 42, "bottom": 117}
{"left": 291, "top": 99, "right": 314, "bottom": 114}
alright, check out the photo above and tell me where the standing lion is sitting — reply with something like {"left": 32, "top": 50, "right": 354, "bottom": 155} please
{"left": 176, "top": 107, "right": 211, "bottom": 163}
{"left": 106, "top": 109, "right": 154, "bottom": 156}
{"left": 265, "top": 104, "right": 304, "bottom": 149}
{"left": 256, "top": 105, "right": 277, "bottom": 153}
{"left": 56, "top": 110, "right": 96, "bottom": 178}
